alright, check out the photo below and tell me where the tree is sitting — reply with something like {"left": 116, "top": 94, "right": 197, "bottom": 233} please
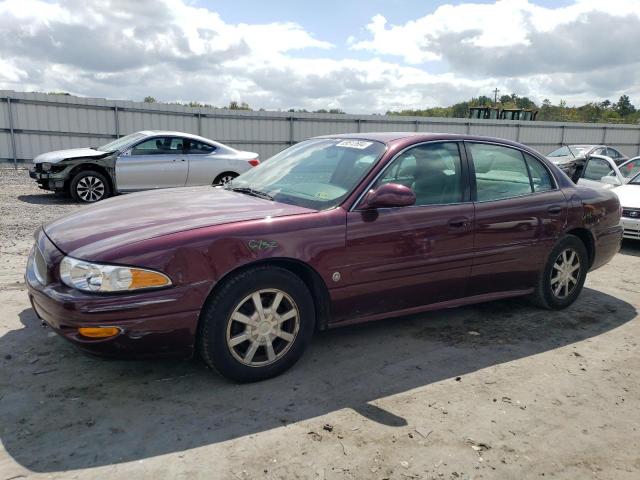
{"left": 615, "top": 95, "right": 635, "bottom": 117}
{"left": 228, "top": 101, "right": 251, "bottom": 110}
{"left": 143, "top": 96, "right": 157, "bottom": 103}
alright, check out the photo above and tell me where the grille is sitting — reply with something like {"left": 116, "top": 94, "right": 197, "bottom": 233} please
{"left": 622, "top": 208, "right": 640, "bottom": 219}
{"left": 33, "top": 246, "right": 48, "bottom": 285}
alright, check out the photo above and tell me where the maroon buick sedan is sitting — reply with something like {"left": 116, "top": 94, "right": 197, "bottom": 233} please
{"left": 26, "top": 133, "right": 622, "bottom": 381}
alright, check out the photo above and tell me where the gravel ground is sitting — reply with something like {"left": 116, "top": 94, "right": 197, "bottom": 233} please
{"left": 1, "top": 166, "right": 639, "bottom": 480}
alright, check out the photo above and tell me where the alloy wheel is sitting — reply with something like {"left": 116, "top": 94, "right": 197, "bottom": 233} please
{"left": 226, "top": 289, "right": 300, "bottom": 367}
{"left": 550, "top": 248, "right": 581, "bottom": 299}
{"left": 76, "top": 175, "right": 105, "bottom": 202}
{"left": 215, "top": 174, "right": 235, "bottom": 185}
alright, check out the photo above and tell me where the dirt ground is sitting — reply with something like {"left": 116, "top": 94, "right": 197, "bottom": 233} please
{"left": 1, "top": 167, "right": 639, "bottom": 480}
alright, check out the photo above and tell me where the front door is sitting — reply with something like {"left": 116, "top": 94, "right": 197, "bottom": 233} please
{"left": 466, "top": 142, "right": 567, "bottom": 295}
{"left": 335, "top": 141, "right": 474, "bottom": 321}
{"left": 115, "top": 136, "right": 188, "bottom": 191}
{"left": 577, "top": 155, "right": 617, "bottom": 188}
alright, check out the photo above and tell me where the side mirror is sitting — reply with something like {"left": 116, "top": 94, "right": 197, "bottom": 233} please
{"left": 358, "top": 183, "right": 416, "bottom": 209}
{"left": 120, "top": 149, "right": 131, "bottom": 157}
{"left": 600, "top": 175, "right": 621, "bottom": 186}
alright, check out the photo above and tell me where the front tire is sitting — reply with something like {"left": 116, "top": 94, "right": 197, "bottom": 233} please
{"left": 70, "top": 170, "right": 111, "bottom": 203}
{"left": 198, "top": 266, "right": 315, "bottom": 382}
{"left": 530, "top": 234, "right": 588, "bottom": 310}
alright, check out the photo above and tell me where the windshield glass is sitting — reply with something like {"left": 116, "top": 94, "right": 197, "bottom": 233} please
{"left": 97, "top": 132, "right": 147, "bottom": 152}
{"left": 630, "top": 172, "right": 640, "bottom": 185}
{"left": 547, "top": 146, "right": 589, "bottom": 157}
{"left": 226, "top": 138, "right": 386, "bottom": 209}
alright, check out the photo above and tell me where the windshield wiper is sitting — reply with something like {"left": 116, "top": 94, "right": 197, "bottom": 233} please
{"left": 227, "top": 186, "right": 274, "bottom": 201}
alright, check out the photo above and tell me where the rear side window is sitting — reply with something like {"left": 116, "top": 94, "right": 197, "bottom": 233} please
{"left": 583, "top": 158, "right": 613, "bottom": 180}
{"left": 524, "top": 153, "right": 554, "bottom": 192}
{"left": 469, "top": 143, "right": 532, "bottom": 201}
{"left": 185, "top": 140, "right": 216, "bottom": 154}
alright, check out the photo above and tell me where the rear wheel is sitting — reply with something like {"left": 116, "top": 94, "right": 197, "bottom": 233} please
{"left": 70, "top": 170, "right": 111, "bottom": 203}
{"left": 198, "top": 266, "right": 315, "bottom": 382}
{"left": 213, "top": 172, "right": 238, "bottom": 186}
{"left": 530, "top": 234, "right": 588, "bottom": 310}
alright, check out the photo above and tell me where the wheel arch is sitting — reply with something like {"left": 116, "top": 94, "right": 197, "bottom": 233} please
{"left": 213, "top": 171, "right": 239, "bottom": 185}
{"left": 67, "top": 162, "right": 115, "bottom": 194}
{"left": 199, "top": 257, "right": 332, "bottom": 332}
{"left": 566, "top": 227, "right": 595, "bottom": 268}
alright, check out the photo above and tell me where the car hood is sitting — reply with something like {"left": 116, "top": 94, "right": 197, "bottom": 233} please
{"left": 613, "top": 184, "right": 640, "bottom": 209}
{"left": 33, "top": 148, "right": 109, "bottom": 164}
{"left": 43, "top": 186, "right": 315, "bottom": 258}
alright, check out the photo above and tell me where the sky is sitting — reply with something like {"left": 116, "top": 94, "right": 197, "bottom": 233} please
{"left": 0, "top": 0, "right": 639, "bottom": 113}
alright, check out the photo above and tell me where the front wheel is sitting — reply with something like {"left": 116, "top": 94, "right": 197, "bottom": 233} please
{"left": 70, "top": 170, "right": 111, "bottom": 203}
{"left": 530, "top": 235, "right": 589, "bottom": 310}
{"left": 198, "top": 266, "right": 315, "bottom": 382}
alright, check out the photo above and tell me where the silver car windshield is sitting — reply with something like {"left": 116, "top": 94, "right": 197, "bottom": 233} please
{"left": 226, "top": 138, "right": 386, "bottom": 210}
{"left": 97, "top": 132, "right": 147, "bottom": 153}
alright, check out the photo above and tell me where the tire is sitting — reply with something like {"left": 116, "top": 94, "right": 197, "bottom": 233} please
{"left": 213, "top": 172, "right": 238, "bottom": 186}
{"left": 70, "top": 170, "right": 111, "bottom": 203}
{"left": 530, "top": 234, "right": 589, "bottom": 310}
{"left": 198, "top": 266, "right": 315, "bottom": 382}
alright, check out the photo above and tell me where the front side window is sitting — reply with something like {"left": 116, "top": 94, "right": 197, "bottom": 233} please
{"left": 227, "top": 138, "right": 386, "bottom": 210}
{"left": 583, "top": 158, "right": 614, "bottom": 180}
{"left": 469, "top": 143, "right": 533, "bottom": 201}
{"left": 375, "top": 142, "right": 463, "bottom": 206}
{"left": 620, "top": 159, "right": 640, "bottom": 179}
{"left": 131, "top": 137, "right": 184, "bottom": 155}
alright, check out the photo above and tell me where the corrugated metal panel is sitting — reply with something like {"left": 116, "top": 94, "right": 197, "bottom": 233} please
{"left": 1, "top": 90, "right": 639, "bottom": 164}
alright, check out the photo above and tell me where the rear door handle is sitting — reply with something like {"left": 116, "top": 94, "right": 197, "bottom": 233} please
{"left": 547, "top": 205, "right": 563, "bottom": 215}
{"left": 448, "top": 217, "right": 470, "bottom": 229}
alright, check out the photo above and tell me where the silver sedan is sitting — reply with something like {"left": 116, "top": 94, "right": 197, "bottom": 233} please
{"left": 30, "top": 130, "right": 260, "bottom": 202}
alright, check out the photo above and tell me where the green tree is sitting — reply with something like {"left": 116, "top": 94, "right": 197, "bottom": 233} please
{"left": 143, "top": 96, "right": 157, "bottom": 103}
{"left": 615, "top": 95, "right": 635, "bottom": 117}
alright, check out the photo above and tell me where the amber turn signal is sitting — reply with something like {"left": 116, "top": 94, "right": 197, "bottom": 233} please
{"left": 78, "top": 327, "right": 121, "bottom": 338}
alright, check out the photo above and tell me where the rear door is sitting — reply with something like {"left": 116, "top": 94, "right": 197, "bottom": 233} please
{"left": 466, "top": 142, "right": 567, "bottom": 296}
{"left": 338, "top": 141, "right": 474, "bottom": 320}
{"left": 115, "top": 136, "right": 188, "bottom": 191}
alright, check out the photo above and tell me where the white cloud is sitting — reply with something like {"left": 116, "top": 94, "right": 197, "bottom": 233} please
{"left": 0, "top": 0, "right": 638, "bottom": 112}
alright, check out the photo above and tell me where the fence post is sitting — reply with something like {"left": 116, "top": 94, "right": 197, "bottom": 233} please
{"left": 197, "top": 112, "right": 202, "bottom": 136}
{"left": 560, "top": 125, "right": 566, "bottom": 145}
{"left": 7, "top": 97, "right": 17, "bottom": 169}
{"left": 466, "top": 121, "right": 471, "bottom": 135}
{"left": 356, "top": 118, "right": 362, "bottom": 133}
{"left": 114, "top": 105, "right": 120, "bottom": 138}
{"left": 289, "top": 116, "right": 294, "bottom": 145}
{"left": 637, "top": 126, "right": 640, "bottom": 155}
{"left": 601, "top": 126, "right": 607, "bottom": 144}
{"left": 516, "top": 123, "right": 521, "bottom": 142}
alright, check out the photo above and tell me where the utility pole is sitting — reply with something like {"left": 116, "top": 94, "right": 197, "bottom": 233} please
{"left": 493, "top": 88, "right": 500, "bottom": 107}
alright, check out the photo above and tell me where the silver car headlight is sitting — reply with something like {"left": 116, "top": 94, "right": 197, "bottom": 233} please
{"left": 41, "top": 162, "right": 52, "bottom": 171}
{"left": 59, "top": 256, "right": 172, "bottom": 293}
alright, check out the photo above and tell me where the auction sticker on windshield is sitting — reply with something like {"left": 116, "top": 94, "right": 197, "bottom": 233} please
{"left": 336, "top": 140, "right": 373, "bottom": 149}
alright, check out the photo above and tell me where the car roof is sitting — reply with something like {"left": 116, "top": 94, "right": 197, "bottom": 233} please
{"left": 312, "top": 131, "right": 541, "bottom": 153}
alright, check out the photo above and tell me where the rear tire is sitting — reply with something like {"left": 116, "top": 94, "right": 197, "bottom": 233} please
{"left": 213, "top": 172, "right": 238, "bottom": 186}
{"left": 530, "top": 234, "right": 588, "bottom": 310}
{"left": 198, "top": 266, "right": 315, "bottom": 382}
{"left": 70, "top": 170, "right": 111, "bottom": 203}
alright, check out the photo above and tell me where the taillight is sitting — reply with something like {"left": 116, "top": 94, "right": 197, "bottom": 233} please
{"left": 248, "top": 159, "right": 260, "bottom": 167}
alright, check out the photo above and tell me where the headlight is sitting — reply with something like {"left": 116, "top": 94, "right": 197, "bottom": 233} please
{"left": 41, "top": 162, "right": 52, "bottom": 171}
{"left": 59, "top": 256, "right": 172, "bottom": 293}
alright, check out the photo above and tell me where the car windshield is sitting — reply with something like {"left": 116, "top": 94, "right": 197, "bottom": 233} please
{"left": 629, "top": 172, "right": 640, "bottom": 185}
{"left": 97, "top": 132, "right": 147, "bottom": 153}
{"left": 547, "top": 146, "right": 589, "bottom": 157}
{"left": 225, "top": 138, "right": 386, "bottom": 210}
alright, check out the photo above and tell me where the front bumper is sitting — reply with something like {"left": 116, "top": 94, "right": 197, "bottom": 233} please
{"left": 621, "top": 216, "right": 640, "bottom": 240}
{"left": 29, "top": 168, "right": 67, "bottom": 191}
{"left": 25, "top": 233, "right": 205, "bottom": 358}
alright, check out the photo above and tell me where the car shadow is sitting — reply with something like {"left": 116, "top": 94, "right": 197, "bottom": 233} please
{"left": 0, "top": 288, "right": 635, "bottom": 473}
{"left": 621, "top": 239, "right": 640, "bottom": 257}
{"left": 17, "top": 193, "right": 76, "bottom": 206}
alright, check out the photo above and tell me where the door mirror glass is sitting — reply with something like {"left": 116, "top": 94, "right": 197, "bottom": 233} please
{"left": 359, "top": 183, "right": 416, "bottom": 209}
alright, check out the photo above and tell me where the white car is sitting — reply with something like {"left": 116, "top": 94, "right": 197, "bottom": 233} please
{"left": 613, "top": 172, "right": 640, "bottom": 240}
{"left": 29, "top": 131, "right": 260, "bottom": 202}
{"left": 577, "top": 155, "right": 640, "bottom": 189}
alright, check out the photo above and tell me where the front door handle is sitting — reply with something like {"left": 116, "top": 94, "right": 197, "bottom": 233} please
{"left": 448, "top": 217, "right": 470, "bottom": 229}
{"left": 547, "top": 205, "right": 563, "bottom": 215}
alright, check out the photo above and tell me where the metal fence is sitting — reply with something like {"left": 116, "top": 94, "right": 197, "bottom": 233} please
{"left": 2, "top": 90, "right": 640, "bottom": 167}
